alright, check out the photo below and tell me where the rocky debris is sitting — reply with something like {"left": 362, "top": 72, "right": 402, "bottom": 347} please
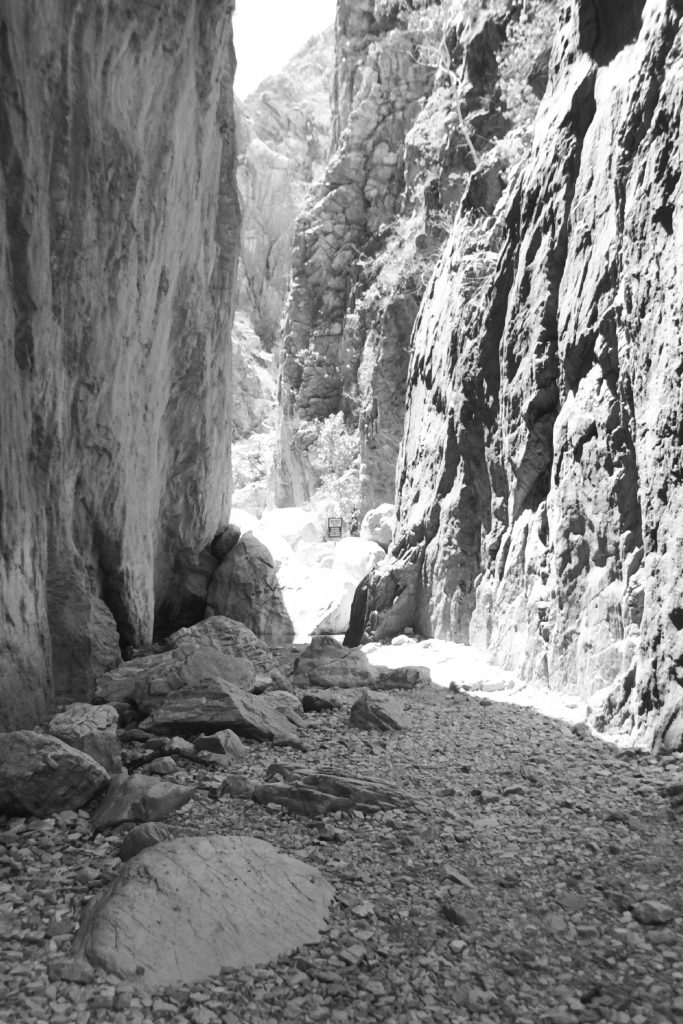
{"left": 137, "top": 678, "right": 301, "bottom": 747}
{"left": 194, "top": 729, "right": 247, "bottom": 760}
{"left": 349, "top": 690, "right": 407, "bottom": 732}
{"left": 72, "top": 835, "right": 335, "bottom": 989}
{"left": 0, "top": 0, "right": 239, "bottom": 731}
{"left": 96, "top": 646, "right": 256, "bottom": 713}
{"left": 254, "top": 766, "right": 413, "bottom": 817}
{"left": 360, "top": 503, "right": 397, "bottom": 551}
{"left": 118, "top": 822, "right": 188, "bottom": 862}
{"left": 47, "top": 703, "right": 122, "bottom": 774}
{"left": 91, "top": 775, "right": 194, "bottom": 831}
{"left": 295, "top": 637, "right": 427, "bottom": 690}
{"left": 168, "top": 616, "right": 288, "bottom": 693}
{"left": 0, "top": 732, "right": 110, "bottom": 817}
{"left": 1, "top": 682, "right": 682, "bottom": 1023}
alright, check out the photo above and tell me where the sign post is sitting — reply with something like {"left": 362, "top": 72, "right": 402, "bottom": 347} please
{"left": 327, "top": 516, "right": 343, "bottom": 541}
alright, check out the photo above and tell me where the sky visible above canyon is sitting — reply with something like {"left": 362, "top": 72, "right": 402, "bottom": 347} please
{"left": 233, "top": 0, "right": 336, "bottom": 97}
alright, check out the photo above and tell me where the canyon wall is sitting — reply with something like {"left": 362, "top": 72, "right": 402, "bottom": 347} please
{"left": 368, "top": 0, "right": 682, "bottom": 749}
{"left": 0, "top": 0, "right": 240, "bottom": 729}
{"left": 235, "top": 30, "right": 333, "bottom": 350}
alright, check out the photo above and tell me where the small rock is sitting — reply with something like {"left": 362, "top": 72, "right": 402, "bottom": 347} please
{"left": 632, "top": 899, "right": 676, "bottom": 925}
{"left": 194, "top": 729, "right": 247, "bottom": 759}
{"left": 302, "top": 693, "right": 342, "bottom": 713}
{"left": 92, "top": 774, "right": 194, "bottom": 830}
{"left": 348, "top": 690, "right": 407, "bottom": 732}
{"left": 118, "top": 822, "right": 188, "bottom": 862}
{"left": 148, "top": 757, "right": 178, "bottom": 776}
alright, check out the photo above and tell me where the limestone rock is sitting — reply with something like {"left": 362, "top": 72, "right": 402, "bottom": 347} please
{"left": 118, "top": 823, "right": 188, "bottom": 862}
{"left": 168, "top": 616, "right": 288, "bottom": 693}
{"left": 194, "top": 729, "right": 247, "bottom": 759}
{"left": 0, "top": 732, "right": 109, "bottom": 817}
{"left": 302, "top": 693, "right": 342, "bottom": 713}
{"left": 92, "top": 774, "right": 194, "bottom": 831}
{"left": 365, "top": 0, "right": 683, "bottom": 750}
{"left": 96, "top": 646, "right": 256, "bottom": 713}
{"left": 254, "top": 767, "right": 413, "bottom": 816}
{"left": 72, "top": 835, "right": 335, "bottom": 989}
{"left": 48, "top": 703, "right": 122, "bottom": 774}
{"left": 294, "top": 637, "right": 425, "bottom": 690}
{"left": 137, "top": 678, "right": 301, "bottom": 746}
{"left": 348, "top": 691, "right": 407, "bottom": 732}
{"left": 360, "top": 504, "right": 396, "bottom": 551}
{"left": 331, "top": 538, "right": 386, "bottom": 579}
{"left": 260, "top": 507, "right": 325, "bottom": 549}
{"left": 0, "top": 1, "right": 239, "bottom": 730}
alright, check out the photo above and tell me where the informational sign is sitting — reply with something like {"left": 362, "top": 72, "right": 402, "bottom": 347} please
{"left": 327, "top": 516, "right": 343, "bottom": 540}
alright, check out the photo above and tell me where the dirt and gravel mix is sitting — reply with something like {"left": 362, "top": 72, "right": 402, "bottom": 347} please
{"left": 1, "top": 680, "right": 682, "bottom": 1024}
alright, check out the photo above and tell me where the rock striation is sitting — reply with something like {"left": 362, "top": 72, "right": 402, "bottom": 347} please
{"left": 0, "top": 1, "right": 240, "bottom": 729}
{"left": 363, "top": 0, "right": 683, "bottom": 749}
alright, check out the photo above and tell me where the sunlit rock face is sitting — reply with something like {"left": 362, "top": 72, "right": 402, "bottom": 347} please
{"left": 375, "top": 0, "right": 682, "bottom": 749}
{"left": 0, "top": 1, "right": 240, "bottom": 728}
{"left": 272, "top": 0, "right": 436, "bottom": 509}
{"left": 235, "top": 30, "right": 333, "bottom": 350}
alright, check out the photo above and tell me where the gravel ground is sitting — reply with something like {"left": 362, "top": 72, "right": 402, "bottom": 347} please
{"left": 1, "top": 679, "right": 682, "bottom": 1024}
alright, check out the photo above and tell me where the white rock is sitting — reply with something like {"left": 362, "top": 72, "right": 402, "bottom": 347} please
{"left": 331, "top": 537, "right": 385, "bottom": 579}
{"left": 260, "top": 507, "right": 324, "bottom": 547}
{"left": 360, "top": 504, "right": 396, "bottom": 550}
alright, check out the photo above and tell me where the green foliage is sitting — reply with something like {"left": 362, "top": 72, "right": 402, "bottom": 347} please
{"left": 309, "top": 412, "right": 361, "bottom": 523}
{"left": 497, "top": 0, "right": 560, "bottom": 133}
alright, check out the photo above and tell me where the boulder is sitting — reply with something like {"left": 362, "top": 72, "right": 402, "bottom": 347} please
{"left": 72, "top": 835, "right": 335, "bottom": 989}
{"left": 118, "top": 822, "right": 188, "bottom": 862}
{"left": 360, "top": 504, "right": 396, "bottom": 551}
{"left": 332, "top": 537, "right": 385, "bottom": 579}
{"left": 194, "top": 729, "right": 247, "bottom": 759}
{"left": 137, "top": 678, "right": 301, "bottom": 746}
{"left": 0, "top": 732, "right": 110, "bottom": 817}
{"left": 96, "top": 646, "right": 256, "bottom": 712}
{"left": 294, "top": 637, "right": 426, "bottom": 690}
{"left": 254, "top": 766, "right": 413, "bottom": 816}
{"left": 48, "top": 703, "right": 122, "bottom": 774}
{"left": 168, "top": 616, "right": 288, "bottom": 692}
{"left": 206, "top": 532, "right": 296, "bottom": 644}
{"left": 348, "top": 690, "right": 407, "bottom": 732}
{"left": 92, "top": 774, "right": 194, "bottom": 830}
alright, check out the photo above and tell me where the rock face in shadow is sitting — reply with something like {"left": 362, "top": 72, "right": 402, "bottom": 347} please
{"left": 0, "top": 1, "right": 240, "bottom": 728}
{"left": 367, "top": 0, "right": 683, "bottom": 749}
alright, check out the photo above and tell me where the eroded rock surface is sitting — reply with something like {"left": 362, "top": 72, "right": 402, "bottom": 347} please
{"left": 72, "top": 835, "right": 334, "bottom": 990}
{"left": 362, "top": 0, "right": 683, "bottom": 750}
{"left": 0, "top": 0, "right": 240, "bottom": 728}
{"left": 0, "top": 732, "right": 109, "bottom": 817}
{"left": 47, "top": 703, "right": 121, "bottom": 774}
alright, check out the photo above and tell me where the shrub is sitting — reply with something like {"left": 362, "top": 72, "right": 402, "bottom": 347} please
{"left": 309, "top": 412, "right": 361, "bottom": 524}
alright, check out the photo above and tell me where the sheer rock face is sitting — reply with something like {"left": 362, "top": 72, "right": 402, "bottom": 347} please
{"left": 235, "top": 30, "right": 334, "bottom": 350}
{"left": 272, "top": 0, "right": 436, "bottom": 509}
{"left": 0, "top": 1, "right": 240, "bottom": 729}
{"left": 378, "top": 0, "right": 683, "bottom": 749}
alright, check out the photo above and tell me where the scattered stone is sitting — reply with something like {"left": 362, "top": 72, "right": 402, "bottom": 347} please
{"left": 118, "top": 822, "right": 188, "bottom": 862}
{"left": 194, "top": 729, "right": 247, "bottom": 759}
{"left": 48, "top": 702, "right": 122, "bottom": 773}
{"left": 0, "top": 731, "right": 109, "bottom": 817}
{"left": 72, "top": 835, "right": 335, "bottom": 988}
{"left": 138, "top": 677, "right": 301, "bottom": 746}
{"left": 148, "top": 756, "right": 178, "bottom": 776}
{"left": 254, "top": 766, "right": 413, "bottom": 816}
{"left": 440, "top": 901, "right": 474, "bottom": 928}
{"left": 348, "top": 690, "right": 407, "bottom": 732}
{"left": 632, "top": 899, "right": 676, "bottom": 926}
{"left": 92, "top": 774, "right": 194, "bottom": 830}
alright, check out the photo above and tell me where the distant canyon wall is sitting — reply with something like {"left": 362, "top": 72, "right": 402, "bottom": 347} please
{"left": 372, "top": 0, "right": 682, "bottom": 749}
{"left": 0, "top": 0, "right": 240, "bottom": 729}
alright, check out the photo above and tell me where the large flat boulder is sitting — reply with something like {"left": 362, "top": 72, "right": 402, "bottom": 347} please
{"left": 95, "top": 647, "right": 256, "bottom": 713}
{"left": 48, "top": 703, "right": 122, "bottom": 774}
{"left": 0, "top": 732, "right": 109, "bottom": 817}
{"left": 92, "top": 774, "right": 194, "bottom": 830}
{"left": 168, "top": 616, "right": 287, "bottom": 692}
{"left": 138, "top": 678, "right": 301, "bottom": 746}
{"left": 71, "top": 835, "right": 334, "bottom": 989}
